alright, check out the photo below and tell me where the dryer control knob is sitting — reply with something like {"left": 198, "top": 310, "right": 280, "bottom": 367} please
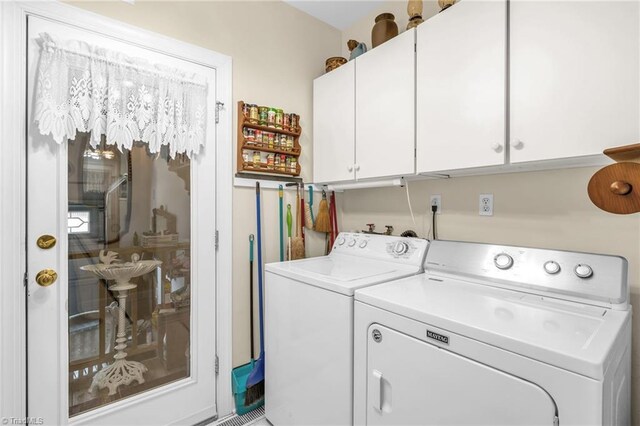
{"left": 543, "top": 261, "right": 561, "bottom": 275}
{"left": 337, "top": 237, "right": 346, "bottom": 246}
{"left": 359, "top": 240, "right": 368, "bottom": 249}
{"left": 348, "top": 239, "right": 357, "bottom": 247}
{"left": 574, "top": 264, "right": 593, "bottom": 279}
{"left": 393, "top": 241, "right": 409, "bottom": 255}
{"left": 494, "top": 253, "right": 514, "bottom": 270}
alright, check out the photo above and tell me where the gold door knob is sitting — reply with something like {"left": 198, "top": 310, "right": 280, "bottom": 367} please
{"left": 35, "top": 269, "right": 57, "bottom": 287}
{"left": 36, "top": 234, "right": 57, "bottom": 249}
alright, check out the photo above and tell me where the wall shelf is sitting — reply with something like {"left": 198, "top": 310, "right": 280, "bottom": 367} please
{"left": 237, "top": 101, "right": 302, "bottom": 179}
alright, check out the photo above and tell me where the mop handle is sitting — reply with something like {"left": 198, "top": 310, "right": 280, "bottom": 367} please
{"left": 256, "top": 183, "right": 265, "bottom": 354}
{"left": 279, "top": 185, "right": 284, "bottom": 261}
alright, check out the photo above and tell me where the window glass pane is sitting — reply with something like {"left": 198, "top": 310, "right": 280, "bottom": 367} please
{"left": 67, "top": 134, "right": 191, "bottom": 416}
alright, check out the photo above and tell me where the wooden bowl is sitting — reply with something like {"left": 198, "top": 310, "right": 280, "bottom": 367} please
{"left": 325, "top": 57, "right": 347, "bottom": 73}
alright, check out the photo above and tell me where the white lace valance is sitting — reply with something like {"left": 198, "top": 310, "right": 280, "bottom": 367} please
{"left": 34, "top": 33, "right": 208, "bottom": 158}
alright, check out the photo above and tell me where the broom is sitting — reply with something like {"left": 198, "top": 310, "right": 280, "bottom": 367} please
{"left": 314, "top": 189, "right": 331, "bottom": 233}
{"left": 291, "top": 184, "right": 305, "bottom": 259}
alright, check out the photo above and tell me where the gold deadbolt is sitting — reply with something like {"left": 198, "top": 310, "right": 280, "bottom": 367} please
{"left": 35, "top": 269, "right": 58, "bottom": 287}
{"left": 37, "top": 235, "right": 57, "bottom": 249}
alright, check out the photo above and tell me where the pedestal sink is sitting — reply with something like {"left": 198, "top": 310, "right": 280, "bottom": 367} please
{"left": 81, "top": 250, "right": 162, "bottom": 395}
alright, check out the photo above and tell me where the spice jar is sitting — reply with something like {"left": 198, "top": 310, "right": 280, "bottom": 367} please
{"left": 267, "top": 108, "right": 276, "bottom": 127}
{"left": 290, "top": 113, "right": 298, "bottom": 132}
{"left": 254, "top": 129, "right": 262, "bottom": 144}
{"left": 252, "top": 151, "right": 261, "bottom": 168}
{"left": 285, "top": 156, "right": 292, "bottom": 173}
{"left": 266, "top": 154, "right": 275, "bottom": 170}
{"left": 258, "top": 106, "right": 268, "bottom": 126}
{"left": 249, "top": 104, "right": 259, "bottom": 124}
{"left": 287, "top": 135, "right": 294, "bottom": 150}
{"left": 290, "top": 157, "right": 297, "bottom": 174}
{"left": 262, "top": 131, "right": 270, "bottom": 146}
{"left": 283, "top": 113, "right": 291, "bottom": 131}
{"left": 268, "top": 132, "right": 275, "bottom": 149}
{"left": 275, "top": 109, "right": 284, "bottom": 129}
{"left": 246, "top": 128, "right": 255, "bottom": 144}
{"left": 242, "top": 151, "right": 250, "bottom": 164}
{"left": 242, "top": 103, "right": 251, "bottom": 119}
{"left": 279, "top": 155, "right": 286, "bottom": 171}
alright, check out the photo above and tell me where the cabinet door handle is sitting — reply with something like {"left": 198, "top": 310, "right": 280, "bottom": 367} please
{"left": 372, "top": 370, "right": 383, "bottom": 411}
{"left": 511, "top": 139, "right": 525, "bottom": 150}
{"left": 491, "top": 143, "right": 503, "bottom": 153}
{"left": 348, "top": 165, "right": 354, "bottom": 172}
{"left": 355, "top": 164, "right": 361, "bottom": 171}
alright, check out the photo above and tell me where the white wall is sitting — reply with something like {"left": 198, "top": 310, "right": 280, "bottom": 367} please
{"left": 69, "top": 0, "right": 342, "bottom": 368}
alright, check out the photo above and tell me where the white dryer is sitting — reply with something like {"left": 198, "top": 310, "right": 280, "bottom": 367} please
{"left": 354, "top": 240, "right": 631, "bottom": 426}
{"left": 265, "top": 232, "right": 429, "bottom": 426}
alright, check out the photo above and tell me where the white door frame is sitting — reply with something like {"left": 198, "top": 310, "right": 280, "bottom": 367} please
{"left": 0, "top": 1, "right": 233, "bottom": 422}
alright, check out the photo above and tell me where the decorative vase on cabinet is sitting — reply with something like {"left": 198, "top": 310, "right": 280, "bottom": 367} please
{"left": 372, "top": 13, "right": 399, "bottom": 48}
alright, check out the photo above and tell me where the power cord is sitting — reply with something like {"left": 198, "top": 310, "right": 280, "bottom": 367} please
{"left": 431, "top": 204, "right": 438, "bottom": 240}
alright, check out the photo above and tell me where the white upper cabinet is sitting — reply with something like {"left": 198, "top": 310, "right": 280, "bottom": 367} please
{"left": 417, "top": 0, "right": 506, "bottom": 174}
{"left": 355, "top": 29, "right": 416, "bottom": 180}
{"left": 313, "top": 60, "right": 356, "bottom": 184}
{"left": 510, "top": 1, "right": 639, "bottom": 164}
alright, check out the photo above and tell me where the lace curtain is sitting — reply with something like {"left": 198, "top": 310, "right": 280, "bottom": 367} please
{"left": 34, "top": 33, "right": 208, "bottom": 158}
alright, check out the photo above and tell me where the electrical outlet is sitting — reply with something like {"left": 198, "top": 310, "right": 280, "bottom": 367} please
{"left": 479, "top": 194, "right": 493, "bottom": 216}
{"left": 430, "top": 195, "right": 442, "bottom": 214}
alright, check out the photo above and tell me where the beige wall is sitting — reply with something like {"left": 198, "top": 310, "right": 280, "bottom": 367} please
{"left": 69, "top": 0, "right": 342, "bottom": 368}
{"left": 340, "top": 2, "right": 640, "bottom": 422}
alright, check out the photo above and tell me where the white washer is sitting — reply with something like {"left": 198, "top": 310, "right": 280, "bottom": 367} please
{"left": 354, "top": 240, "right": 632, "bottom": 426}
{"left": 265, "top": 232, "right": 429, "bottom": 426}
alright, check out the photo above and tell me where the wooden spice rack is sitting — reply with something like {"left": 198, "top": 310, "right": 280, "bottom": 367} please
{"left": 237, "top": 101, "right": 302, "bottom": 179}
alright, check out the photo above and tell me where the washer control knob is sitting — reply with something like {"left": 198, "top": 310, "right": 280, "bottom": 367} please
{"left": 574, "top": 264, "right": 593, "bottom": 279}
{"left": 337, "top": 237, "right": 346, "bottom": 246}
{"left": 359, "top": 240, "right": 368, "bottom": 249}
{"left": 543, "top": 261, "right": 561, "bottom": 275}
{"left": 348, "top": 239, "right": 357, "bottom": 247}
{"left": 393, "top": 241, "right": 409, "bottom": 255}
{"left": 494, "top": 253, "right": 514, "bottom": 270}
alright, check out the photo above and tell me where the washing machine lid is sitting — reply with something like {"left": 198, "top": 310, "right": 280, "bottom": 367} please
{"left": 265, "top": 255, "right": 422, "bottom": 296}
{"left": 355, "top": 274, "right": 630, "bottom": 379}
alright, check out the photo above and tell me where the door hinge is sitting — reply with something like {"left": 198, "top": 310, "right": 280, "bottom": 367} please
{"left": 215, "top": 230, "right": 219, "bottom": 250}
{"left": 215, "top": 101, "right": 224, "bottom": 124}
{"left": 23, "top": 272, "right": 28, "bottom": 287}
{"left": 553, "top": 416, "right": 559, "bottom": 426}
{"left": 215, "top": 354, "right": 219, "bottom": 375}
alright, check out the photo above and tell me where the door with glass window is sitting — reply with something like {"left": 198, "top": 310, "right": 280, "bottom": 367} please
{"left": 27, "top": 16, "right": 217, "bottom": 425}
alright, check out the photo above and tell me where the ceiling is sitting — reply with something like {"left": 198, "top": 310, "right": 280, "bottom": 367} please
{"left": 283, "top": 1, "right": 385, "bottom": 30}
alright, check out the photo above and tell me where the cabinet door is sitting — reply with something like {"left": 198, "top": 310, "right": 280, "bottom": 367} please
{"left": 510, "top": 1, "right": 639, "bottom": 163}
{"left": 313, "top": 61, "right": 356, "bottom": 184}
{"left": 416, "top": 0, "right": 506, "bottom": 173}
{"left": 355, "top": 30, "right": 415, "bottom": 180}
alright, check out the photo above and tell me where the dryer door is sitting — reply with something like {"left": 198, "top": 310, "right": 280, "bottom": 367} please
{"left": 366, "top": 324, "right": 558, "bottom": 425}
